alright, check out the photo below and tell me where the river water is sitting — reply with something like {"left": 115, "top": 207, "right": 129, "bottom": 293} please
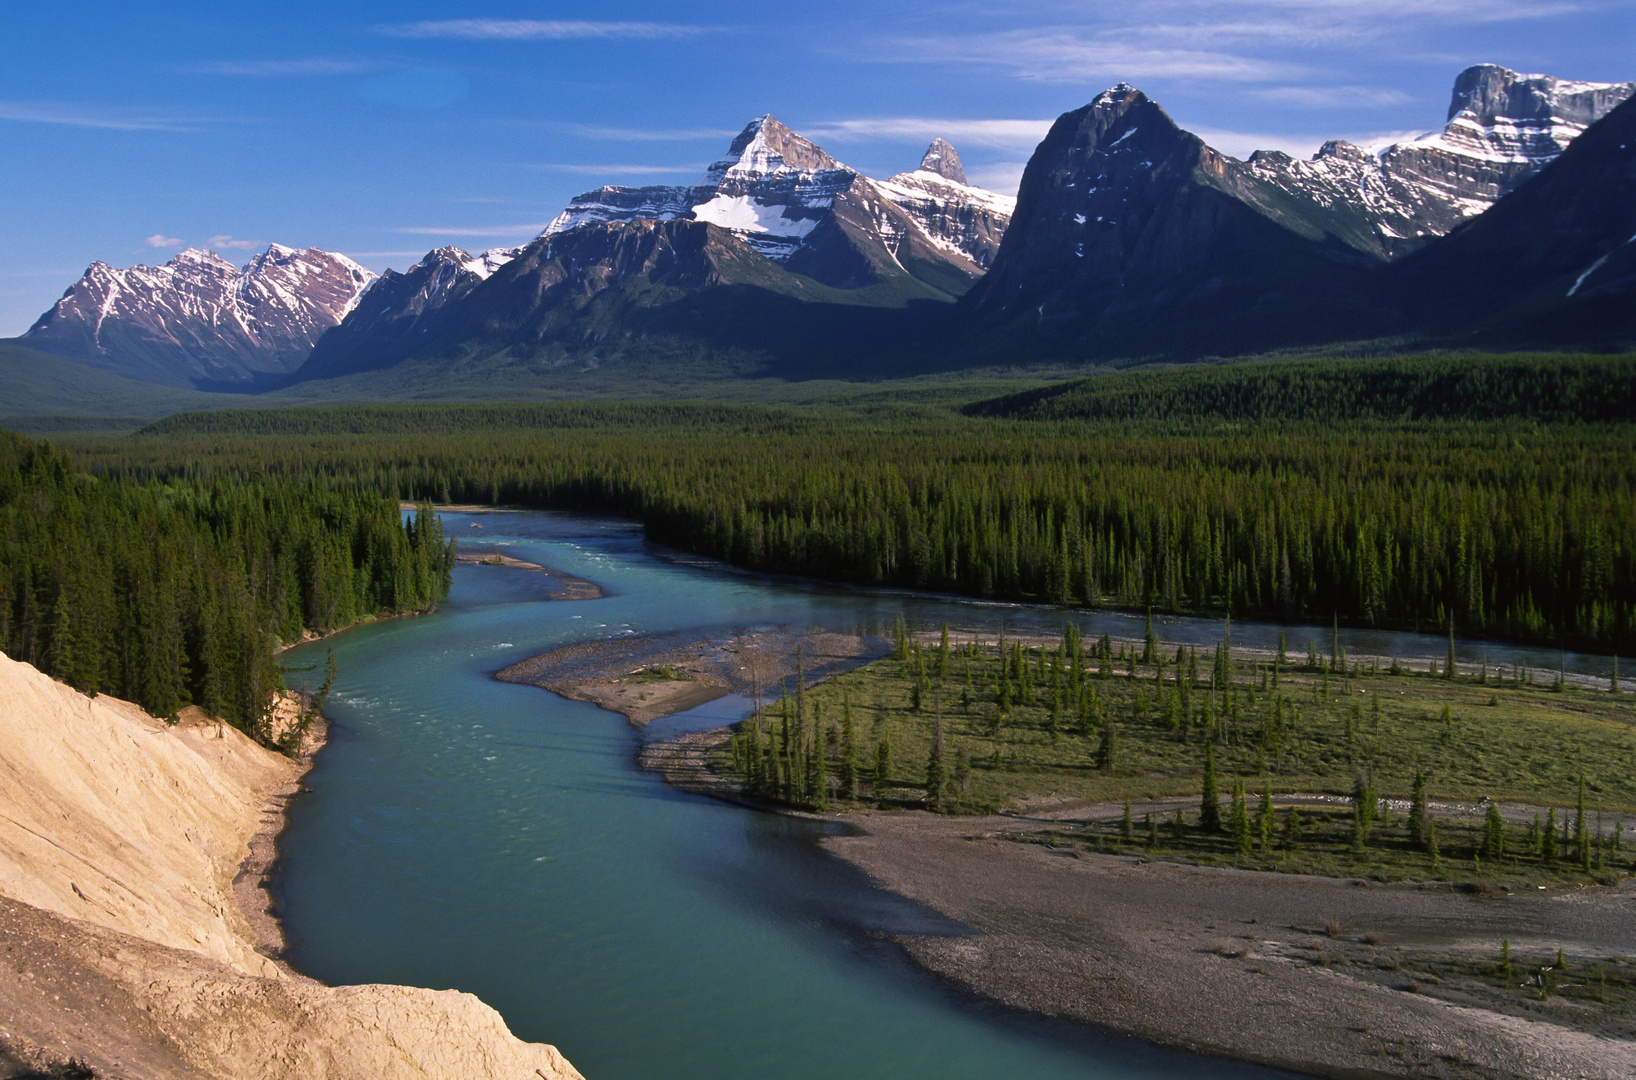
{"left": 278, "top": 510, "right": 1613, "bottom": 1079}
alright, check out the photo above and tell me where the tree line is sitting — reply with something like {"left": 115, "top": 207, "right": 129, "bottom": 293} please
{"left": 72, "top": 394, "right": 1634, "bottom": 652}
{"left": 0, "top": 431, "right": 454, "bottom": 738}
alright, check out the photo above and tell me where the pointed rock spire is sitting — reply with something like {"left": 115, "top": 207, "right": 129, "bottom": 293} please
{"left": 918, "top": 138, "right": 966, "bottom": 184}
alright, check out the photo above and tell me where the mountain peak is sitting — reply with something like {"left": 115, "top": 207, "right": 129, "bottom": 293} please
{"left": 1447, "top": 64, "right": 1633, "bottom": 125}
{"left": 706, "top": 115, "right": 845, "bottom": 180}
{"left": 918, "top": 138, "right": 966, "bottom": 184}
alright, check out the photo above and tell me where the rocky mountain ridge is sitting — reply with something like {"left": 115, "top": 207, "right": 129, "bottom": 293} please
{"left": 543, "top": 117, "right": 1013, "bottom": 287}
{"left": 9, "top": 65, "right": 1631, "bottom": 395}
{"left": 961, "top": 66, "right": 1634, "bottom": 356}
{"left": 1244, "top": 65, "right": 1633, "bottom": 257}
{"left": 22, "top": 244, "right": 374, "bottom": 388}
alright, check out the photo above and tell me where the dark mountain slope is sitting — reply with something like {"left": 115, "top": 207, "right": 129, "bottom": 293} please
{"left": 1392, "top": 95, "right": 1636, "bottom": 349}
{"left": 958, "top": 85, "right": 1399, "bottom": 360}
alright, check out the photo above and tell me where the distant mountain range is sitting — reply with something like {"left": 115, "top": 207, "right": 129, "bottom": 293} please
{"left": 11, "top": 64, "right": 1634, "bottom": 400}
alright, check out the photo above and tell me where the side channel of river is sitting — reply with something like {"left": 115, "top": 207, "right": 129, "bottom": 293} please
{"left": 278, "top": 510, "right": 1612, "bottom": 1080}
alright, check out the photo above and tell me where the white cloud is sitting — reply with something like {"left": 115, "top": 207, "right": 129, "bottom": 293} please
{"left": 0, "top": 101, "right": 199, "bottom": 131}
{"left": 1249, "top": 85, "right": 1416, "bottom": 107}
{"left": 379, "top": 19, "right": 712, "bottom": 41}
{"left": 800, "top": 117, "right": 1054, "bottom": 149}
{"left": 207, "top": 234, "right": 261, "bottom": 250}
{"left": 390, "top": 224, "right": 554, "bottom": 237}
{"left": 881, "top": 31, "right": 1303, "bottom": 85}
{"left": 1188, "top": 125, "right": 1428, "bottom": 158}
{"left": 187, "top": 58, "right": 377, "bottom": 77}
{"left": 144, "top": 234, "right": 184, "bottom": 249}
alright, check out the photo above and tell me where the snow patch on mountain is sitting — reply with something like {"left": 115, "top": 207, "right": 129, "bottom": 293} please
{"left": 1244, "top": 65, "right": 1634, "bottom": 257}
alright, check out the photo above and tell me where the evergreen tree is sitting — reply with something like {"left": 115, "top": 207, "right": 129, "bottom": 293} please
{"left": 1230, "top": 781, "right": 1251, "bottom": 854}
{"left": 1097, "top": 719, "right": 1117, "bottom": 770}
{"left": 1200, "top": 744, "right": 1222, "bottom": 832}
{"left": 1575, "top": 775, "right": 1589, "bottom": 870}
{"left": 1257, "top": 783, "right": 1274, "bottom": 851}
{"left": 1409, "top": 771, "right": 1428, "bottom": 849}
{"left": 1281, "top": 807, "right": 1304, "bottom": 849}
{"left": 874, "top": 737, "right": 892, "bottom": 796}
{"left": 925, "top": 713, "right": 947, "bottom": 810}
{"left": 1543, "top": 807, "right": 1558, "bottom": 866}
{"left": 1482, "top": 803, "right": 1505, "bottom": 859}
{"left": 1446, "top": 622, "right": 1457, "bottom": 679}
{"left": 1122, "top": 799, "right": 1134, "bottom": 842}
{"left": 839, "top": 690, "right": 858, "bottom": 798}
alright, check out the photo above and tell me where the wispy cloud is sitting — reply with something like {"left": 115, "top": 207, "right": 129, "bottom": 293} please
{"left": 186, "top": 57, "right": 378, "bottom": 77}
{"left": 207, "top": 234, "right": 261, "bottom": 251}
{"left": 886, "top": 31, "right": 1303, "bottom": 84}
{"left": 1249, "top": 85, "right": 1416, "bottom": 107}
{"left": 144, "top": 234, "right": 184, "bottom": 249}
{"left": 379, "top": 19, "right": 713, "bottom": 41}
{"left": 1189, "top": 125, "right": 1428, "bottom": 158}
{"left": 341, "top": 250, "right": 434, "bottom": 259}
{"left": 525, "top": 163, "right": 701, "bottom": 175}
{"left": 0, "top": 101, "right": 201, "bottom": 131}
{"left": 533, "top": 122, "right": 740, "bottom": 142}
{"left": 800, "top": 117, "right": 1053, "bottom": 149}
{"left": 390, "top": 224, "right": 553, "bottom": 237}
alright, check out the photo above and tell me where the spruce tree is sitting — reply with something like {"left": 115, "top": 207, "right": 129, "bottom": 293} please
{"left": 1482, "top": 803, "right": 1505, "bottom": 859}
{"left": 1575, "top": 775, "right": 1589, "bottom": 870}
{"left": 1445, "top": 622, "right": 1457, "bottom": 680}
{"left": 874, "top": 737, "right": 892, "bottom": 796}
{"left": 925, "top": 714, "right": 947, "bottom": 810}
{"left": 1200, "top": 744, "right": 1222, "bottom": 832}
{"left": 1257, "top": 783, "right": 1274, "bottom": 851}
{"left": 1409, "top": 771, "right": 1427, "bottom": 849}
{"left": 1543, "top": 807, "right": 1558, "bottom": 866}
{"left": 839, "top": 691, "right": 858, "bottom": 798}
{"left": 1230, "top": 781, "right": 1251, "bottom": 854}
{"left": 1097, "top": 719, "right": 1117, "bottom": 770}
{"left": 1281, "top": 807, "right": 1304, "bottom": 849}
{"left": 1122, "top": 799, "right": 1134, "bottom": 842}
{"left": 1147, "top": 812, "right": 1159, "bottom": 847}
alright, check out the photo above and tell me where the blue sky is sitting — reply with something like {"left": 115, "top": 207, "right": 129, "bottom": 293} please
{"left": 1, "top": 0, "right": 1630, "bottom": 335}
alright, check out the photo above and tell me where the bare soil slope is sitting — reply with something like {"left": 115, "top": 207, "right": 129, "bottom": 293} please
{"left": 0, "top": 651, "right": 582, "bottom": 1080}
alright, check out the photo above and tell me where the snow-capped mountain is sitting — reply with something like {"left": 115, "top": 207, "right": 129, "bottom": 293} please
{"left": 542, "top": 117, "right": 1013, "bottom": 290}
{"left": 1393, "top": 93, "right": 1636, "bottom": 347}
{"left": 1245, "top": 65, "right": 1633, "bottom": 257}
{"left": 298, "top": 245, "right": 519, "bottom": 380}
{"left": 962, "top": 66, "right": 1633, "bottom": 357}
{"left": 23, "top": 244, "right": 374, "bottom": 387}
{"left": 872, "top": 139, "right": 1015, "bottom": 270}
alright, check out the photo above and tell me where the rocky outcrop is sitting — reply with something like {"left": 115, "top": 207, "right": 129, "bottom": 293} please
{"left": 961, "top": 84, "right": 1391, "bottom": 354}
{"left": 1245, "top": 65, "right": 1633, "bottom": 258}
{"left": 1391, "top": 94, "right": 1636, "bottom": 347}
{"left": 872, "top": 140, "right": 1016, "bottom": 271}
{"left": 23, "top": 245, "right": 375, "bottom": 388}
{"left": 0, "top": 650, "right": 582, "bottom": 1080}
{"left": 299, "top": 245, "right": 518, "bottom": 380}
{"left": 541, "top": 117, "right": 1010, "bottom": 292}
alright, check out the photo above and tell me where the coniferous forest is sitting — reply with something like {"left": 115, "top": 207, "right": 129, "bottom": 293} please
{"left": 66, "top": 355, "right": 1635, "bottom": 654}
{"left": 0, "top": 431, "right": 453, "bottom": 736}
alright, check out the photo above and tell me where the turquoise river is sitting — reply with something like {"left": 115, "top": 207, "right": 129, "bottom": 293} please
{"left": 278, "top": 510, "right": 1615, "bottom": 1080}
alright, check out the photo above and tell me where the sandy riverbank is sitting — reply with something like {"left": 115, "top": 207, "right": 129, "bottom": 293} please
{"left": 497, "top": 625, "right": 886, "bottom": 725}
{"left": 818, "top": 808, "right": 1635, "bottom": 1079}
{"left": 0, "top": 651, "right": 583, "bottom": 1079}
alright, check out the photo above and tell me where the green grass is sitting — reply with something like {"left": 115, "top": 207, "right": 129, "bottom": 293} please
{"left": 1029, "top": 806, "right": 1628, "bottom": 890}
{"left": 716, "top": 632, "right": 1636, "bottom": 816}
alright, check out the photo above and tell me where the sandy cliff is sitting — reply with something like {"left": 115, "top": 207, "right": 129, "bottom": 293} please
{"left": 0, "top": 650, "right": 582, "bottom": 1080}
